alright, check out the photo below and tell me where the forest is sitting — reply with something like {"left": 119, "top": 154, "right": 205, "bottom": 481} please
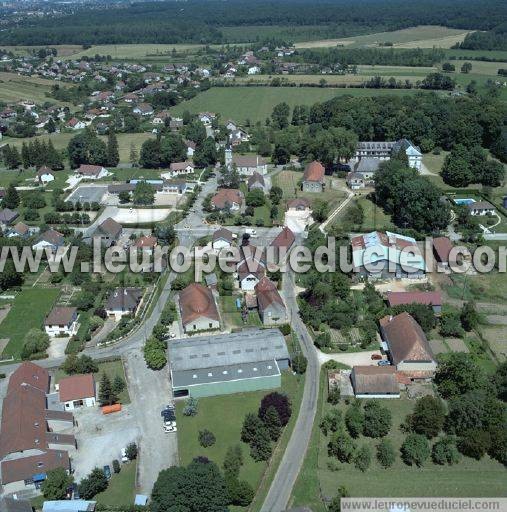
{"left": 456, "top": 23, "right": 507, "bottom": 51}
{"left": 1, "top": 0, "right": 505, "bottom": 45}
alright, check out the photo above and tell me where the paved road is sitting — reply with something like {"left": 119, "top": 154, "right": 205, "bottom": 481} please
{"left": 260, "top": 269, "right": 320, "bottom": 512}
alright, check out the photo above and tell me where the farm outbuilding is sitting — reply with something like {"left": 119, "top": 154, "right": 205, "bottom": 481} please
{"left": 169, "top": 329, "right": 290, "bottom": 398}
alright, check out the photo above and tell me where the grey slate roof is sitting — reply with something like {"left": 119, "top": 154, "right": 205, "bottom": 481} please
{"left": 169, "top": 328, "right": 289, "bottom": 371}
{"left": 355, "top": 157, "right": 381, "bottom": 174}
{"left": 173, "top": 360, "right": 280, "bottom": 388}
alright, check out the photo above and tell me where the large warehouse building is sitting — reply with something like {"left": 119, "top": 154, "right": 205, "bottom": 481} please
{"left": 169, "top": 329, "right": 290, "bottom": 398}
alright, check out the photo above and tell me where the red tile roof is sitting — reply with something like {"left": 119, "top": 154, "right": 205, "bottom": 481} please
{"left": 303, "top": 161, "right": 325, "bottom": 183}
{"left": 2, "top": 450, "right": 70, "bottom": 485}
{"left": 433, "top": 236, "right": 453, "bottom": 263}
{"left": 58, "top": 374, "right": 96, "bottom": 402}
{"left": 386, "top": 291, "right": 442, "bottom": 307}
{"left": 255, "top": 277, "right": 284, "bottom": 312}
{"left": 270, "top": 227, "right": 295, "bottom": 250}
{"left": 211, "top": 189, "right": 244, "bottom": 209}
{"left": 179, "top": 283, "right": 219, "bottom": 326}
{"left": 135, "top": 235, "right": 157, "bottom": 248}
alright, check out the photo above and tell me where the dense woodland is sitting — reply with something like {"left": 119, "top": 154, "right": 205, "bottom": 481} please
{"left": 456, "top": 22, "right": 507, "bottom": 50}
{"left": 1, "top": 0, "right": 505, "bottom": 45}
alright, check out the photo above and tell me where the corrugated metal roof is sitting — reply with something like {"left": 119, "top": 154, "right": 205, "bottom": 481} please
{"left": 169, "top": 329, "right": 289, "bottom": 371}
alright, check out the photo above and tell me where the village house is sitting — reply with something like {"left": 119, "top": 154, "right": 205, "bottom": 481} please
{"left": 198, "top": 112, "right": 216, "bottom": 125}
{"left": 152, "top": 110, "right": 171, "bottom": 125}
{"left": 247, "top": 172, "right": 268, "bottom": 193}
{"left": 237, "top": 243, "right": 266, "bottom": 291}
{"left": 212, "top": 227, "right": 234, "bottom": 249}
{"left": 57, "top": 374, "right": 96, "bottom": 411}
{"left": 0, "top": 363, "right": 75, "bottom": 495}
{"left": 179, "top": 283, "right": 220, "bottom": 333}
{"left": 432, "top": 236, "right": 453, "bottom": 269}
{"left": 76, "top": 164, "right": 109, "bottom": 180}
{"left": 36, "top": 166, "right": 55, "bottom": 185}
{"left": 94, "top": 217, "right": 122, "bottom": 247}
{"left": 467, "top": 201, "right": 496, "bottom": 216}
{"left": 32, "top": 229, "right": 65, "bottom": 254}
{"left": 351, "top": 231, "right": 426, "bottom": 280}
{"left": 286, "top": 198, "right": 311, "bottom": 212}
{"left": 211, "top": 189, "right": 244, "bottom": 211}
{"left": 66, "top": 118, "right": 86, "bottom": 130}
{"left": 225, "top": 149, "right": 267, "bottom": 176}
{"left": 169, "top": 161, "right": 195, "bottom": 177}
{"left": 255, "top": 277, "right": 287, "bottom": 325}
{"left": 350, "top": 366, "right": 400, "bottom": 398}
{"left": 302, "top": 161, "right": 325, "bottom": 193}
{"left": 0, "top": 208, "right": 19, "bottom": 228}
{"left": 134, "top": 235, "right": 158, "bottom": 255}
{"left": 184, "top": 139, "right": 196, "bottom": 157}
{"left": 7, "top": 222, "right": 33, "bottom": 239}
{"left": 44, "top": 306, "right": 79, "bottom": 337}
{"left": 379, "top": 312, "right": 437, "bottom": 380}
{"left": 170, "top": 118, "right": 184, "bottom": 131}
{"left": 105, "top": 287, "right": 144, "bottom": 320}
{"left": 386, "top": 291, "right": 442, "bottom": 314}
{"left": 133, "top": 103, "right": 154, "bottom": 117}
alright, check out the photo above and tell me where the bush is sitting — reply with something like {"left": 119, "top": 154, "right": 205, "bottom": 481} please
{"left": 354, "top": 444, "right": 372, "bottom": 472}
{"left": 143, "top": 336, "right": 167, "bottom": 370}
{"left": 432, "top": 437, "right": 461, "bottom": 465}
{"left": 363, "top": 400, "right": 391, "bottom": 438}
{"left": 198, "top": 429, "right": 216, "bottom": 447}
{"left": 21, "top": 328, "right": 50, "bottom": 360}
{"left": 112, "top": 459, "right": 121, "bottom": 474}
{"left": 401, "top": 433, "right": 430, "bottom": 466}
{"left": 376, "top": 438, "right": 396, "bottom": 468}
{"left": 327, "top": 386, "right": 341, "bottom": 405}
{"left": 259, "top": 392, "right": 291, "bottom": 426}
{"left": 78, "top": 468, "right": 108, "bottom": 499}
{"left": 345, "top": 403, "right": 364, "bottom": 438}
{"left": 278, "top": 324, "right": 291, "bottom": 336}
{"left": 458, "top": 429, "right": 491, "bottom": 460}
{"left": 125, "top": 442, "right": 138, "bottom": 460}
{"left": 182, "top": 396, "right": 198, "bottom": 416}
{"left": 292, "top": 353, "right": 307, "bottom": 374}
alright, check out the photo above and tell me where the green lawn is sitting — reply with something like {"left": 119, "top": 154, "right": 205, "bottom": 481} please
{"left": 219, "top": 295, "right": 262, "bottom": 329}
{"left": 333, "top": 195, "right": 394, "bottom": 233}
{"left": 443, "top": 271, "right": 507, "bottom": 304}
{"left": 175, "top": 372, "right": 302, "bottom": 502}
{"left": 95, "top": 460, "right": 137, "bottom": 507}
{"left": 171, "top": 87, "right": 422, "bottom": 124}
{"left": 292, "top": 370, "right": 506, "bottom": 508}
{"left": 55, "top": 359, "right": 131, "bottom": 404}
{"left": 0, "top": 288, "right": 60, "bottom": 360}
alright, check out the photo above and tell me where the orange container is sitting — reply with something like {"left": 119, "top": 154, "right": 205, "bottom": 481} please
{"left": 102, "top": 404, "right": 122, "bottom": 414}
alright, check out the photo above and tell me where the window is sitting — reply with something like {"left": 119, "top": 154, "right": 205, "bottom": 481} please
{"left": 192, "top": 374, "right": 197, "bottom": 379}
{"left": 237, "top": 369, "right": 243, "bottom": 374}
{"left": 37, "top": 462, "right": 44, "bottom": 468}
{"left": 209, "top": 323, "right": 213, "bottom": 328}
{"left": 207, "top": 372, "right": 213, "bottom": 377}
{"left": 267, "top": 365, "right": 272, "bottom": 370}
{"left": 253, "top": 367, "right": 258, "bottom": 372}
{"left": 222, "top": 370, "right": 228, "bottom": 375}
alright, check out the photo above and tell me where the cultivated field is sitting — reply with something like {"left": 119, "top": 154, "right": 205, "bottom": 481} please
{"left": 62, "top": 44, "right": 209, "bottom": 60}
{"left": 171, "top": 87, "right": 422, "bottom": 123}
{"left": 296, "top": 25, "right": 472, "bottom": 49}
{"left": 0, "top": 71, "right": 69, "bottom": 105}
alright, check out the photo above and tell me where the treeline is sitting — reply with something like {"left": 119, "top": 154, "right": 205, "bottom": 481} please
{"left": 295, "top": 48, "right": 446, "bottom": 67}
{"left": 1, "top": 0, "right": 504, "bottom": 45}
{"left": 456, "top": 23, "right": 507, "bottom": 51}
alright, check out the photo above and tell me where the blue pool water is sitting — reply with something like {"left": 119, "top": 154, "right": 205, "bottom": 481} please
{"left": 454, "top": 198, "right": 476, "bottom": 206}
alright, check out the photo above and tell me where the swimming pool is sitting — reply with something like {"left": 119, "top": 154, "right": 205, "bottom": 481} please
{"left": 453, "top": 198, "right": 476, "bottom": 206}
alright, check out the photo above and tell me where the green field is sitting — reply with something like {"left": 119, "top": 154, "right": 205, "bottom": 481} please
{"left": 171, "top": 87, "right": 422, "bottom": 124}
{"left": 0, "top": 72, "right": 70, "bottom": 106}
{"left": 296, "top": 25, "right": 472, "bottom": 49}
{"left": 175, "top": 372, "right": 302, "bottom": 505}
{"left": 95, "top": 460, "right": 137, "bottom": 507}
{"left": 0, "top": 288, "right": 60, "bottom": 360}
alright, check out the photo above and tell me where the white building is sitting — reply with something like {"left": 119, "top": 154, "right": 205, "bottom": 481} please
{"left": 44, "top": 307, "right": 79, "bottom": 337}
{"left": 58, "top": 374, "right": 96, "bottom": 410}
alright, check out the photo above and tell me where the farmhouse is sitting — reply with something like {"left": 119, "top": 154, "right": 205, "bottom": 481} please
{"left": 76, "top": 165, "right": 108, "bottom": 180}
{"left": 379, "top": 312, "right": 437, "bottom": 379}
{"left": 356, "top": 139, "right": 422, "bottom": 171}
{"left": 105, "top": 287, "right": 143, "bottom": 319}
{"left": 247, "top": 172, "right": 268, "bottom": 193}
{"left": 133, "top": 103, "right": 154, "bottom": 117}
{"left": 94, "top": 217, "right": 122, "bottom": 247}
{"left": 228, "top": 154, "right": 268, "bottom": 176}
{"left": 351, "top": 231, "right": 426, "bottom": 280}
{"left": 302, "top": 161, "right": 325, "bottom": 193}
{"left": 7, "top": 222, "right": 33, "bottom": 239}
{"left": 255, "top": 277, "right": 287, "bottom": 325}
{"left": 58, "top": 374, "right": 96, "bottom": 411}
{"left": 169, "top": 329, "right": 290, "bottom": 398}
{"left": 386, "top": 291, "right": 442, "bottom": 314}
{"left": 211, "top": 189, "right": 244, "bottom": 211}
{"left": 169, "top": 161, "right": 194, "bottom": 177}
{"left": 0, "top": 363, "right": 75, "bottom": 495}
{"left": 66, "top": 118, "right": 86, "bottom": 130}
{"left": 350, "top": 366, "right": 400, "bottom": 398}
{"left": 179, "top": 283, "right": 220, "bottom": 333}
{"left": 237, "top": 244, "right": 266, "bottom": 291}
{"left": 44, "top": 307, "right": 79, "bottom": 337}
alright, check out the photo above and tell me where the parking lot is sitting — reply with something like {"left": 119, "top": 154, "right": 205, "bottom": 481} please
{"left": 71, "top": 405, "right": 139, "bottom": 481}
{"left": 66, "top": 185, "right": 108, "bottom": 205}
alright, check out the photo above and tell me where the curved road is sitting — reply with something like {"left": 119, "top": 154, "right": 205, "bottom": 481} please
{"left": 260, "top": 270, "right": 320, "bottom": 512}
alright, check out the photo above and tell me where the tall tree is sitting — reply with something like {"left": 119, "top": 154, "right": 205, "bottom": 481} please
{"left": 106, "top": 129, "right": 120, "bottom": 167}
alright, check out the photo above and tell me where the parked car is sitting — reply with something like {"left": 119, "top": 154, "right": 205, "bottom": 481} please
{"left": 371, "top": 354, "right": 382, "bottom": 360}
{"left": 164, "top": 425, "right": 177, "bottom": 433}
{"left": 378, "top": 360, "right": 391, "bottom": 366}
{"left": 121, "top": 448, "right": 129, "bottom": 463}
{"left": 103, "top": 465, "right": 112, "bottom": 479}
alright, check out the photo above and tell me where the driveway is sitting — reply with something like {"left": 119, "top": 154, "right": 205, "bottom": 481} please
{"left": 317, "top": 349, "right": 382, "bottom": 366}
{"left": 123, "top": 348, "right": 178, "bottom": 495}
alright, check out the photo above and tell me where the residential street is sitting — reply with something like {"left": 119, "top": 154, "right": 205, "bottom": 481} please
{"left": 260, "top": 269, "right": 320, "bottom": 512}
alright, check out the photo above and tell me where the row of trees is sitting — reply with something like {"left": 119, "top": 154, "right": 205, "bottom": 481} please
{"left": 144, "top": 301, "right": 177, "bottom": 369}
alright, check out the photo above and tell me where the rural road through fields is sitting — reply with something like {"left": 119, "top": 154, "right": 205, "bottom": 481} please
{"left": 261, "top": 269, "right": 320, "bottom": 512}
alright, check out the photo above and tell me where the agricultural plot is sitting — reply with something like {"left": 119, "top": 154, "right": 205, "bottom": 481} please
{"left": 296, "top": 25, "right": 472, "bottom": 49}
{"left": 171, "top": 87, "right": 421, "bottom": 124}
{"left": 0, "top": 72, "right": 70, "bottom": 105}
